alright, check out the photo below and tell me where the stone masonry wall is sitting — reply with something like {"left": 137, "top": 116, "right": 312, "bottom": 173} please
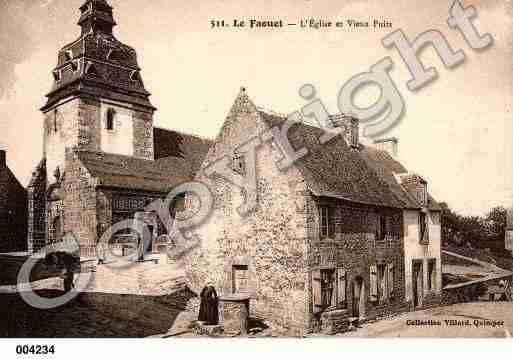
{"left": 306, "top": 196, "right": 407, "bottom": 333}
{"left": 133, "top": 109, "right": 154, "bottom": 160}
{"left": 184, "top": 93, "right": 310, "bottom": 336}
{"left": 27, "top": 160, "right": 47, "bottom": 253}
{"left": 63, "top": 149, "right": 99, "bottom": 258}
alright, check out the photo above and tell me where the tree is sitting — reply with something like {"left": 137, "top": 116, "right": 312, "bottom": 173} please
{"left": 485, "top": 206, "right": 507, "bottom": 240}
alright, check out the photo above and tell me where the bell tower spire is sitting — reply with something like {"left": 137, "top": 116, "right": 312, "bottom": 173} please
{"left": 40, "top": 0, "right": 156, "bottom": 184}
{"left": 78, "top": 0, "right": 117, "bottom": 36}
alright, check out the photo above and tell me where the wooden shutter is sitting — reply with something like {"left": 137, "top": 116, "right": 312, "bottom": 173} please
{"left": 370, "top": 265, "right": 378, "bottom": 302}
{"left": 312, "top": 269, "right": 322, "bottom": 313}
{"left": 337, "top": 268, "right": 346, "bottom": 304}
{"left": 388, "top": 263, "right": 395, "bottom": 298}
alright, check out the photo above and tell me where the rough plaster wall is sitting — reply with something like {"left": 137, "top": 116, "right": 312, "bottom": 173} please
{"left": 183, "top": 95, "right": 310, "bottom": 334}
{"left": 100, "top": 102, "right": 134, "bottom": 157}
{"left": 403, "top": 210, "right": 442, "bottom": 302}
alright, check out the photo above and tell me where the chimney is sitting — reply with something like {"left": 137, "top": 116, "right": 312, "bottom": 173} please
{"left": 330, "top": 114, "right": 359, "bottom": 148}
{"left": 0, "top": 149, "right": 5, "bottom": 168}
{"left": 374, "top": 137, "right": 398, "bottom": 158}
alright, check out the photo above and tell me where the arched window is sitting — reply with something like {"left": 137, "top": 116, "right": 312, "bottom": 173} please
{"left": 106, "top": 109, "right": 115, "bottom": 131}
{"left": 53, "top": 109, "right": 58, "bottom": 133}
{"left": 52, "top": 216, "right": 62, "bottom": 243}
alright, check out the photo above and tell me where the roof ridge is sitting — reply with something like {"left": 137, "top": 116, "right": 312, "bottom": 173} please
{"left": 154, "top": 126, "right": 214, "bottom": 143}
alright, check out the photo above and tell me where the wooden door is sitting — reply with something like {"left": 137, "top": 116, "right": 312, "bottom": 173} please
{"left": 352, "top": 277, "right": 364, "bottom": 318}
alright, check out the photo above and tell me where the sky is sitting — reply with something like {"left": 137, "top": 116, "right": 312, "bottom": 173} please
{"left": 0, "top": 0, "right": 511, "bottom": 216}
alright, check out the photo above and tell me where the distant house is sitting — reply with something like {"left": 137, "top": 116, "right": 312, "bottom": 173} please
{"left": 365, "top": 139, "right": 442, "bottom": 310}
{"left": 506, "top": 208, "right": 513, "bottom": 255}
{"left": 0, "top": 149, "right": 27, "bottom": 252}
{"left": 184, "top": 89, "right": 443, "bottom": 335}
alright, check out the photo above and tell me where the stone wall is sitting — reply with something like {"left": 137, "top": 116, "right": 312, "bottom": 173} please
{"left": 63, "top": 149, "right": 99, "bottom": 258}
{"left": 306, "top": 196, "right": 407, "bottom": 333}
{"left": 133, "top": 110, "right": 154, "bottom": 160}
{"left": 183, "top": 93, "right": 310, "bottom": 336}
{"left": 27, "top": 160, "right": 47, "bottom": 253}
{"left": 77, "top": 97, "right": 102, "bottom": 152}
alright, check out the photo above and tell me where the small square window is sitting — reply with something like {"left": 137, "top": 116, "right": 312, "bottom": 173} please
{"left": 419, "top": 212, "right": 429, "bottom": 244}
{"left": 232, "top": 153, "right": 245, "bottom": 175}
{"left": 319, "top": 205, "right": 335, "bottom": 239}
{"left": 320, "top": 269, "right": 335, "bottom": 308}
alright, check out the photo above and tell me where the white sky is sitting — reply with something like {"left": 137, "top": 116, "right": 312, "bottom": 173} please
{"left": 0, "top": 0, "right": 511, "bottom": 216}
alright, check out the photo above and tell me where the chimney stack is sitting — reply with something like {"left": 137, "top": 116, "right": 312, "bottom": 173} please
{"left": 330, "top": 114, "right": 359, "bottom": 148}
{"left": 374, "top": 137, "right": 398, "bottom": 158}
{"left": 0, "top": 149, "right": 5, "bottom": 168}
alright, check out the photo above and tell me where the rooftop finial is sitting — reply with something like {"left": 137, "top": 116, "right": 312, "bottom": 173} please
{"left": 78, "top": 0, "right": 116, "bottom": 36}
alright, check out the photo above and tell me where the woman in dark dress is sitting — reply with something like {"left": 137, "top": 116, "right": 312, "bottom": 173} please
{"left": 198, "top": 283, "right": 219, "bottom": 325}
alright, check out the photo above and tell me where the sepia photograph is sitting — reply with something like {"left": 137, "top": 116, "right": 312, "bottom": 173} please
{"left": 0, "top": 0, "right": 512, "bottom": 355}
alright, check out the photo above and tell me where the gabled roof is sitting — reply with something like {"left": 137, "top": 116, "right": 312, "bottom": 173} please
{"left": 153, "top": 127, "right": 213, "bottom": 174}
{"left": 258, "top": 110, "right": 441, "bottom": 211}
{"left": 75, "top": 128, "right": 213, "bottom": 193}
{"left": 360, "top": 146, "right": 441, "bottom": 211}
{"left": 259, "top": 111, "right": 405, "bottom": 209}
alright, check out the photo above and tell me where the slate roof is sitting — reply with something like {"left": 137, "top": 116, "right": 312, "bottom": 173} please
{"left": 259, "top": 111, "right": 441, "bottom": 211}
{"left": 77, "top": 128, "right": 213, "bottom": 193}
{"left": 42, "top": 0, "right": 154, "bottom": 111}
{"left": 360, "top": 146, "right": 442, "bottom": 211}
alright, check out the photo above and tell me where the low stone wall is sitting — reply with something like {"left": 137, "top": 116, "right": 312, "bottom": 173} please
{"left": 82, "top": 287, "right": 196, "bottom": 335}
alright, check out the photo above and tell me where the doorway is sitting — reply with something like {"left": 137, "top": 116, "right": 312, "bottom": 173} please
{"left": 52, "top": 216, "right": 62, "bottom": 243}
{"left": 146, "top": 225, "right": 154, "bottom": 253}
{"left": 352, "top": 276, "right": 365, "bottom": 319}
{"left": 412, "top": 260, "right": 423, "bottom": 308}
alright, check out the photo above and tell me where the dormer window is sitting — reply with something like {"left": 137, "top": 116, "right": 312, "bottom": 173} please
{"left": 107, "top": 48, "right": 124, "bottom": 62}
{"left": 53, "top": 109, "right": 58, "bottom": 133}
{"left": 70, "top": 60, "right": 79, "bottom": 72}
{"left": 65, "top": 50, "right": 73, "bottom": 61}
{"left": 52, "top": 70, "right": 61, "bottom": 82}
{"left": 106, "top": 109, "right": 115, "bottom": 131}
{"left": 85, "top": 61, "right": 99, "bottom": 76}
{"left": 232, "top": 153, "right": 245, "bottom": 175}
{"left": 130, "top": 70, "right": 140, "bottom": 82}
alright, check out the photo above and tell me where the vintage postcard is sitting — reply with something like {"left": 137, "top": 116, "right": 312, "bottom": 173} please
{"left": 1, "top": 0, "right": 513, "bottom": 355}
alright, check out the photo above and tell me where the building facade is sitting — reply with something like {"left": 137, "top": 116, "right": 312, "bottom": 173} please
{"left": 0, "top": 149, "right": 28, "bottom": 253}
{"left": 184, "top": 90, "right": 442, "bottom": 335}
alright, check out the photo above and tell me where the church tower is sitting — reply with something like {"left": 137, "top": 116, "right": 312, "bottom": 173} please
{"left": 41, "top": 0, "right": 156, "bottom": 185}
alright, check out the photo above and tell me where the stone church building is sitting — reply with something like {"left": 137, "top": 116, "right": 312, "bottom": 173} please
{"left": 27, "top": 0, "right": 211, "bottom": 257}
{"left": 26, "top": 0, "right": 443, "bottom": 335}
